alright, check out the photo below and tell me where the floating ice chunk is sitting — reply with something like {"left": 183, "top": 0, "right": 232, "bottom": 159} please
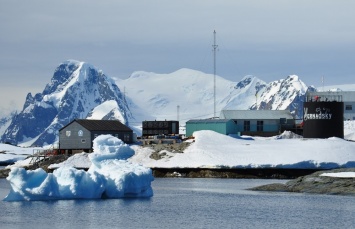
{"left": 3, "top": 135, "right": 153, "bottom": 201}
{"left": 91, "top": 134, "right": 135, "bottom": 163}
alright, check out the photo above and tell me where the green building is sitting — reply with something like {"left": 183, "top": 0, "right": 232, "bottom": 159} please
{"left": 220, "top": 110, "right": 295, "bottom": 136}
{"left": 185, "top": 119, "right": 237, "bottom": 137}
{"left": 186, "top": 110, "right": 295, "bottom": 137}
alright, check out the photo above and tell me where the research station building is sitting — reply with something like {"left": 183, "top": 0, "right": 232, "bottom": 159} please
{"left": 186, "top": 110, "right": 295, "bottom": 137}
{"left": 306, "top": 91, "right": 355, "bottom": 120}
{"left": 59, "top": 119, "right": 133, "bottom": 153}
{"left": 142, "top": 120, "right": 179, "bottom": 137}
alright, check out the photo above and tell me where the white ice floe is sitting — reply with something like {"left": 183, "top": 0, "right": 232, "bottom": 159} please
{"left": 3, "top": 135, "right": 154, "bottom": 201}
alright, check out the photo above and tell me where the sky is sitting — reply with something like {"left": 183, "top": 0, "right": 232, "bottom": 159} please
{"left": 1, "top": 0, "right": 355, "bottom": 117}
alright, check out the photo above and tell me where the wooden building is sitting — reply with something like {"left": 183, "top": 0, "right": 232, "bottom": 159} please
{"left": 59, "top": 119, "right": 133, "bottom": 153}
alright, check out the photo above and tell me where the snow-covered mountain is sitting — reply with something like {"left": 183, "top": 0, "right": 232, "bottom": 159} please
{"left": 0, "top": 60, "right": 312, "bottom": 147}
{"left": 252, "top": 75, "right": 315, "bottom": 118}
{"left": 0, "top": 112, "right": 15, "bottom": 139}
{"left": 118, "top": 71, "right": 313, "bottom": 122}
{"left": 116, "top": 68, "right": 236, "bottom": 124}
{"left": 1, "top": 60, "right": 132, "bottom": 146}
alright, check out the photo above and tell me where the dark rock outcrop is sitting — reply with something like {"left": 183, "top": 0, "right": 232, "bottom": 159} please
{"left": 250, "top": 168, "right": 355, "bottom": 196}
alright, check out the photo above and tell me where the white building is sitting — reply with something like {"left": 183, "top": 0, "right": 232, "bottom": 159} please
{"left": 306, "top": 91, "right": 355, "bottom": 120}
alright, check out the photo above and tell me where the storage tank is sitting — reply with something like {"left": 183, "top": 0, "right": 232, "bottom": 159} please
{"left": 303, "top": 101, "right": 344, "bottom": 138}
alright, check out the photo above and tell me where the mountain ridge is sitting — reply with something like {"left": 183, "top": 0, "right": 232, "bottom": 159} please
{"left": 1, "top": 60, "right": 132, "bottom": 146}
{"left": 0, "top": 60, "right": 319, "bottom": 146}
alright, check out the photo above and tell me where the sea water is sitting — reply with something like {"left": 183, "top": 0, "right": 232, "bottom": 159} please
{"left": 1, "top": 178, "right": 355, "bottom": 229}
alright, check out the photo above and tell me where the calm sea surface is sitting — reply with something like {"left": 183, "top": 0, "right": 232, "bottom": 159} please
{"left": 1, "top": 178, "right": 355, "bottom": 229}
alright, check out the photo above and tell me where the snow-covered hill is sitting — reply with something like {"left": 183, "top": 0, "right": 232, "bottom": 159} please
{"left": 129, "top": 129, "right": 355, "bottom": 169}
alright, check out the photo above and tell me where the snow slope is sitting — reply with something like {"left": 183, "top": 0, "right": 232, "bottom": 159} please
{"left": 0, "top": 144, "right": 39, "bottom": 165}
{"left": 129, "top": 130, "right": 355, "bottom": 169}
{"left": 44, "top": 121, "right": 355, "bottom": 170}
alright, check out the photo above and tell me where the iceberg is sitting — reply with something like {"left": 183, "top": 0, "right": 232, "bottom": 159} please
{"left": 3, "top": 135, "right": 154, "bottom": 201}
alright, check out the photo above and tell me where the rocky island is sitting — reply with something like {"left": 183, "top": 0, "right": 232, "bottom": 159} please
{"left": 250, "top": 168, "right": 355, "bottom": 196}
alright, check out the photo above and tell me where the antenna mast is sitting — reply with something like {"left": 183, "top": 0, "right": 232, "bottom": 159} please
{"left": 177, "top": 105, "right": 180, "bottom": 121}
{"left": 213, "top": 30, "right": 218, "bottom": 118}
{"left": 322, "top": 76, "right": 324, "bottom": 92}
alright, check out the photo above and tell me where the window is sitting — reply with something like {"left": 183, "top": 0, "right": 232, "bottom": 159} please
{"left": 124, "top": 134, "right": 130, "bottom": 142}
{"left": 346, "top": 105, "right": 352, "bottom": 111}
{"left": 81, "top": 139, "right": 86, "bottom": 143}
{"left": 257, "top": 120, "right": 264, "bottom": 131}
{"left": 244, "top": 121, "right": 250, "bottom": 131}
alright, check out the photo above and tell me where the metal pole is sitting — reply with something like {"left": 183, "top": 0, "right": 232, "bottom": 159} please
{"left": 177, "top": 105, "right": 180, "bottom": 121}
{"left": 212, "top": 30, "right": 218, "bottom": 118}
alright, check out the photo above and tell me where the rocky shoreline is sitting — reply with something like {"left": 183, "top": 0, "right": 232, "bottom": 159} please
{"left": 1, "top": 154, "right": 355, "bottom": 196}
{"left": 0, "top": 154, "right": 69, "bottom": 178}
{"left": 249, "top": 168, "right": 355, "bottom": 196}
{"left": 151, "top": 168, "right": 322, "bottom": 179}
{"left": 0, "top": 166, "right": 321, "bottom": 179}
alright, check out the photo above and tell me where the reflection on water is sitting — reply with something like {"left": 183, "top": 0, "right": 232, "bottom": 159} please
{"left": 1, "top": 178, "right": 355, "bottom": 229}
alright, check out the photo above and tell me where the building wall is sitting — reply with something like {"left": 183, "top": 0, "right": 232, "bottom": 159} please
{"left": 91, "top": 131, "right": 133, "bottom": 144}
{"left": 225, "top": 120, "right": 238, "bottom": 135}
{"left": 186, "top": 118, "right": 294, "bottom": 137}
{"left": 59, "top": 122, "right": 92, "bottom": 150}
{"left": 344, "top": 102, "right": 355, "bottom": 120}
{"left": 307, "top": 91, "right": 355, "bottom": 120}
{"left": 234, "top": 119, "right": 281, "bottom": 132}
{"left": 59, "top": 123, "right": 133, "bottom": 150}
{"left": 186, "top": 120, "right": 237, "bottom": 137}
{"left": 142, "top": 121, "right": 179, "bottom": 136}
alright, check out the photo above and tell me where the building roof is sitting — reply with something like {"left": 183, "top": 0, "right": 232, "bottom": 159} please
{"left": 307, "top": 91, "right": 355, "bottom": 102}
{"left": 60, "top": 119, "right": 132, "bottom": 132}
{"left": 220, "top": 110, "right": 294, "bottom": 120}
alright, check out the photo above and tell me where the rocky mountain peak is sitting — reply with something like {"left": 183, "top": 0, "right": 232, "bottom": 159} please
{"left": 1, "top": 60, "right": 131, "bottom": 146}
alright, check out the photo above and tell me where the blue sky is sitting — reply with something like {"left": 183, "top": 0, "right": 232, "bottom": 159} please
{"left": 1, "top": 0, "right": 355, "bottom": 116}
